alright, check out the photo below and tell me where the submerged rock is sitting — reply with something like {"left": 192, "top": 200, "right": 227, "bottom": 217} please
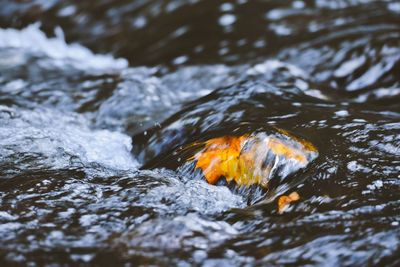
{"left": 186, "top": 131, "right": 317, "bottom": 189}
{"left": 140, "top": 123, "right": 318, "bottom": 204}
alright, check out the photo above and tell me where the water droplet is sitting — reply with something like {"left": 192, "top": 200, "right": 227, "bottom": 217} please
{"left": 133, "top": 16, "right": 147, "bottom": 28}
{"left": 220, "top": 3, "right": 234, "bottom": 12}
{"left": 335, "top": 110, "right": 349, "bottom": 117}
{"left": 172, "top": 55, "right": 188, "bottom": 65}
{"left": 292, "top": 1, "right": 305, "bottom": 9}
{"left": 219, "top": 14, "right": 236, "bottom": 27}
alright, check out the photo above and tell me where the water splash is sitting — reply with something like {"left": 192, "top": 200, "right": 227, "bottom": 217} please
{"left": 0, "top": 23, "right": 128, "bottom": 73}
{"left": 0, "top": 106, "right": 138, "bottom": 173}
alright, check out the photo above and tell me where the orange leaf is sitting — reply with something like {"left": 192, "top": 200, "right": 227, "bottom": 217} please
{"left": 278, "top": 192, "right": 300, "bottom": 214}
{"left": 191, "top": 132, "right": 318, "bottom": 187}
{"left": 193, "top": 135, "right": 248, "bottom": 184}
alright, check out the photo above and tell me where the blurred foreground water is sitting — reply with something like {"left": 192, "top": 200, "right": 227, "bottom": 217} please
{"left": 0, "top": 0, "right": 399, "bottom": 266}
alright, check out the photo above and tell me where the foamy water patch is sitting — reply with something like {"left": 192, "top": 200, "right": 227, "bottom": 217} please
{"left": 141, "top": 175, "right": 245, "bottom": 215}
{"left": 0, "top": 23, "right": 128, "bottom": 73}
{"left": 0, "top": 106, "right": 138, "bottom": 172}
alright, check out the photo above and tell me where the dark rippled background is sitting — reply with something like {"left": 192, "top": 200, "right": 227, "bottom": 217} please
{"left": 0, "top": 0, "right": 399, "bottom": 266}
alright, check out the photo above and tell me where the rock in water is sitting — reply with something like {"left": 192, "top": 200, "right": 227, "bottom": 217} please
{"left": 189, "top": 131, "right": 318, "bottom": 188}
{"left": 142, "top": 128, "right": 318, "bottom": 204}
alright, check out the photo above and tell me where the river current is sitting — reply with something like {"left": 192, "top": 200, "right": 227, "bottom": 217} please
{"left": 0, "top": 0, "right": 399, "bottom": 266}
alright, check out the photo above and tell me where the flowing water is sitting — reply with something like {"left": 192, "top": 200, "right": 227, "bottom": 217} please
{"left": 0, "top": 0, "right": 399, "bottom": 266}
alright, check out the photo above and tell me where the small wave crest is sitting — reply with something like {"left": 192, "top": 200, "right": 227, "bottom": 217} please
{"left": 0, "top": 23, "right": 128, "bottom": 73}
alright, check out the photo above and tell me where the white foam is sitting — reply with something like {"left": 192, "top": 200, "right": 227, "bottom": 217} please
{"left": 0, "top": 23, "right": 128, "bottom": 72}
{"left": 0, "top": 106, "right": 138, "bottom": 171}
{"left": 247, "top": 59, "right": 308, "bottom": 79}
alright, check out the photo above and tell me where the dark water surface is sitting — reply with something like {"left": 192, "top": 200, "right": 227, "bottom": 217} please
{"left": 0, "top": 0, "right": 399, "bottom": 266}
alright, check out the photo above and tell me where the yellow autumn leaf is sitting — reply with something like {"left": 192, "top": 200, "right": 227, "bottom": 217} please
{"left": 190, "top": 132, "right": 317, "bottom": 187}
